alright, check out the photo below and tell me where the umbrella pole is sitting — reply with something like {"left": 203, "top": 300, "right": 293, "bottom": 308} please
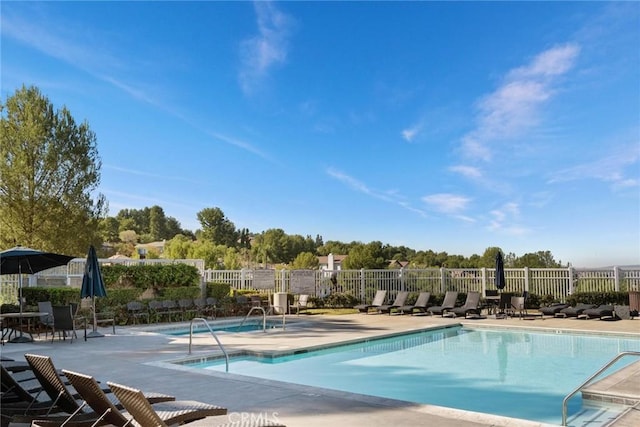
{"left": 10, "top": 266, "right": 33, "bottom": 343}
{"left": 87, "top": 296, "right": 104, "bottom": 338}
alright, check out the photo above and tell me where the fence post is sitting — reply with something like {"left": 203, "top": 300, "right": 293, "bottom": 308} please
{"left": 568, "top": 266, "right": 575, "bottom": 295}
{"left": 400, "top": 267, "right": 405, "bottom": 291}
{"left": 360, "top": 268, "right": 366, "bottom": 302}
{"left": 440, "top": 267, "right": 446, "bottom": 293}
{"left": 481, "top": 268, "right": 487, "bottom": 295}
{"left": 524, "top": 267, "right": 530, "bottom": 294}
{"left": 614, "top": 266, "right": 620, "bottom": 292}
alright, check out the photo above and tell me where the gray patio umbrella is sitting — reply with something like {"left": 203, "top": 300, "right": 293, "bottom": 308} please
{"left": 80, "top": 245, "right": 107, "bottom": 338}
{"left": 0, "top": 246, "right": 75, "bottom": 342}
{"left": 495, "top": 251, "right": 506, "bottom": 291}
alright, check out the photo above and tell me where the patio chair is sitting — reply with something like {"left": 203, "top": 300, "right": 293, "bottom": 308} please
{"left": 0, "top": 364, "right": 61, "bottom": 415}
{"left": 51, "top": 305, "right": 84, "bottom": 343}
{"left": 556, "top": 303, "right": 596, "bottom": 318}
{"left": 161, "top": 300, "right": 181, "bottom": 322}
{"left": 107, "top": 381, "right": 238, "bottom": 427}
{"left": 445, "top": 291, "right": 482, "bottom": 318}
{"left": 376, "top": 291, "right": 409, "bottom": 315}
{"left": 178, "top": 299, "right": 197, "bottom": 321}
{"left": 148, "top": 300, "right": 166, "bottom": 323}
{"left": 354, "top": 290, "right": 387, "bottom": 314}
{"left": 64, "top": 370, "right": 226, "bottom": 427}
{"left": 427, "top": 291, "right": 458, "bottom": 316}
{"left": 495, "top": 292, "right": 514, "bottom": 319}
{"left": 398, "top": 292, "right": 431, "bottom": 315}
{"left": 36, "top": 301, "right": 55, "bottom": 339}
{"left": 289, "top": 294, "right": 310, "bottom": 315}
{"left": 126, "top": 301, "right": 149, "bottom": 325}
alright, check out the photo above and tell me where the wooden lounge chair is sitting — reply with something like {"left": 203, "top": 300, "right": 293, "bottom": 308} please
{"left": 427, "top": 291, "right": 458, "bottom": 316}
{"left": 354, "top": 290, "right": 387, "bottom": 314}
{"left": 398, "top": 292, "right": 431, "bottom": 315}
{"left": 1, "top": 364, "right": 61, "bottom": 415}
{"left": 445, "top": 291, "right": 482, "bottom": 318}
{"left": 64, "top": 370, "right": 226, "bottom": 427}
{"left": 108, "top": 381, "right": 285, "bottom": 427}
{"left": 376, "top": 291, "right": 409, "bottom": 315}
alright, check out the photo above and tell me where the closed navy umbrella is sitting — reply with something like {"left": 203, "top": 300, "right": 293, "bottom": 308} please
{"left": 495, "top": 251, "right": 506, "bottom": 291}
{"left": 0, "top": 246, "right": 74, "bottom": 342}
{"left": 81, "top": 245, "right": 107, "bottom": 338}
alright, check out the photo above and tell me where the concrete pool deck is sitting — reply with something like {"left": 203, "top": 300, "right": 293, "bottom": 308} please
{"left": 2, "top": 313, "right": 639, "bottom": 427}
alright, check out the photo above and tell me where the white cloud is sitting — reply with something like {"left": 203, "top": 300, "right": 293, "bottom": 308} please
{"left": 401, "top": 121, "right": 423, "bottom": 142}
{"left": 449, "top": 165, "right": 482, "bottom": 179}
{"left": 422, "top": 193, "right": 471, "bottom": 214}
{"left": 461, "top": 43, "right": 580, "bottom": 161}
{"left": 239, "top": 1, "right": 293, "bottom": 94}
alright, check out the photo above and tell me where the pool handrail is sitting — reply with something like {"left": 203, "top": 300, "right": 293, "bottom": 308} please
{"left": 188, "top": 317, "right": 229, "bottom": 372}
{"left": 240, "top": 306, "right": 267, "bottom": 332}
{"left": 561, "top": 350, "right": 640, "bottom": 426}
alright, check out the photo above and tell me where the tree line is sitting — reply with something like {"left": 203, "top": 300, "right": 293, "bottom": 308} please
{"left": 1, "top": 85, "right": 564, "bottom": 270}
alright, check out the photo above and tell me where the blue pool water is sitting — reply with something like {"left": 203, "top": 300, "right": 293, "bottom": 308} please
{"left": 180, "top": 326, "right": 640, "bottom": 425}
{"left": 160, "top": 319, "right": 283, "bottom": 335}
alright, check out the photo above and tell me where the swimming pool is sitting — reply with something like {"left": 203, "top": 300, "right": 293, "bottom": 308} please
{"left": 151, "top": 318, "right": 286, "bottom": 335}
{"left": 176, "top": 326, "right": 640, "bottom": 425}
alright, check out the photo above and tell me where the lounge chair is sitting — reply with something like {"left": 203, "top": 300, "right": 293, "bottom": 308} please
{"left": 1, "top": 364, "right": 61, "bottom": 415}
{"left": 581, "top": 304, "right": 614, "bottom": 319}
{"left": 289, "top": 294, "right": 309, "bottom": 315}
{"left": 427, "top": 291, "right": 458, "bottom": 316}
{"left": 24, "top": 354, "right": 174, "bottom": 410}
{"left": 398, "top": 292, "right": 431, "bottom": 315}
{"left": 445, "top": 291, "right": 482, "bottom": 318}
{"left": 63, "top": 370, "right": 226, "bottom": 427}
{"left": 354, "top": 290, "right": 387, "bottom": 314}
{"left": 108, "top": 381, "right": 286, "bottom": 427}
{"left": 539, "top": 303, "right": 569, "bottom": 317}
{"left": 377, "top": 291, "right": 409, "bottom": 315}
{"left": 556, "top": 303, "right": 596, "bottom": 318}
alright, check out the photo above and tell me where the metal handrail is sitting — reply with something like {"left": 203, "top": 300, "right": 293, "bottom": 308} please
{"left": 188, "top": 317, "right": 229, "bottom": 372}
{"left": 562, "top": 350, "right": 640, "bottom": 426}
{"left": 240, "top": 306, "right": 267, "bottom": 332}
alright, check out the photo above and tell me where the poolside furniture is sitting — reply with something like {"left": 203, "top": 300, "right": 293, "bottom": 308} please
{"left": 398, "top": 292, "right": 431, "bottom": 315}
{"left": 377, "top": 291, "right": 409, "bottom": 315}
{"left": 162, "top": 300, "right": 181, "bottom": 322}
{"left": 36, "top": 301, "right": 54, "bottom": 339}
{"left": 354, "top": 290, "right": 387, "bottom": 314}
{"left": 482, "top": 289, "right": 499, "bottom": 315}
{"left": 494, "top": 292, "right": 514, "bottom": 319}
{"left": 580, "top": 304, "right": 614, "bottom": 319}
{"left": 51, "top": 305, "right": 84, "bottom": 343}
{"left": 108, "top": 381, "right": 285, "bottom": 427}
{"left": 126, "top": 301, "right": 149, "bottom": 325}
{"left": 64, "top": 369, "right": 226, "bottom": 427}
{"left": 427, "top": 291, "right": 458, "bottom": 316}
{"left": 445, "top": 291, "right": 482, "bottom": 318}
{"left": 178, "top": 298, "right": 197, "bottom": 321}
{"left": 1, "top": 364, "right": 62, "bottom": 415}
{"left": 539, "top": 303, "right": 569, "bottom": 317}
{"left": 289, "top": 294, "right": 310, "bottom": 315}
{"left": 629, "top": 291, "right": 640, "bottom": 318}
{"left": 555, "top": 303, "right": 596, "bottom": 318}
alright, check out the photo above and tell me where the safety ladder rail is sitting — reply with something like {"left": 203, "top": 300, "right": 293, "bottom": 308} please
{"left": 562, "top": 350, "right": 640, "bottom": 426}
{"left": 240, "top": 306, "right": 267, "bottom": 332}
{"left": 188, "top": 317, "right": 229, "bottom": 372}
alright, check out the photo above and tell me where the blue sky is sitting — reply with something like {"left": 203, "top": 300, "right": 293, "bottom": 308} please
{"left": 2, "top": 2, "right": 639, "bottom": 267}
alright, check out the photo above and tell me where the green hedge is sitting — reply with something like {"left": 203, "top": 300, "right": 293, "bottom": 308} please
{"left": 102, "top": 264, "right": 200, "bottom": 289}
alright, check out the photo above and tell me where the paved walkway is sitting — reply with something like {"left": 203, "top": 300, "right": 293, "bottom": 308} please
{"left": 2, "top": 313, "right": 639, "bottom": 427}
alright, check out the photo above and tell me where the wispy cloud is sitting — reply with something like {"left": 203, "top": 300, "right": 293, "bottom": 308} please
{"left": 401, "top": 120, "right": 423, "bottom": 142}
{"left": 461, "top": 44, "right": 580, "bottom": 161}
{"left": 547, "top": 142, "right": 639, "bottom": 190}
{"left": 239, "top": 1, "right": 293, "bottom": 95}
{"left": 449, "top": 165, "right": 482, "bottom": 179}
{"left": 1, "top": 6, "right": 273, "bottom": 161}
{"left": 326, "top": 168, "right": 427, "bottom": 216}
{"left": 104, "top": 165, "right": 205, "bottom": 185}
{"left": 487, "top": 202, "right": 530, "bottom": 235}
{"left": 422, "top": 193, "right": 471, "bottom": 214}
